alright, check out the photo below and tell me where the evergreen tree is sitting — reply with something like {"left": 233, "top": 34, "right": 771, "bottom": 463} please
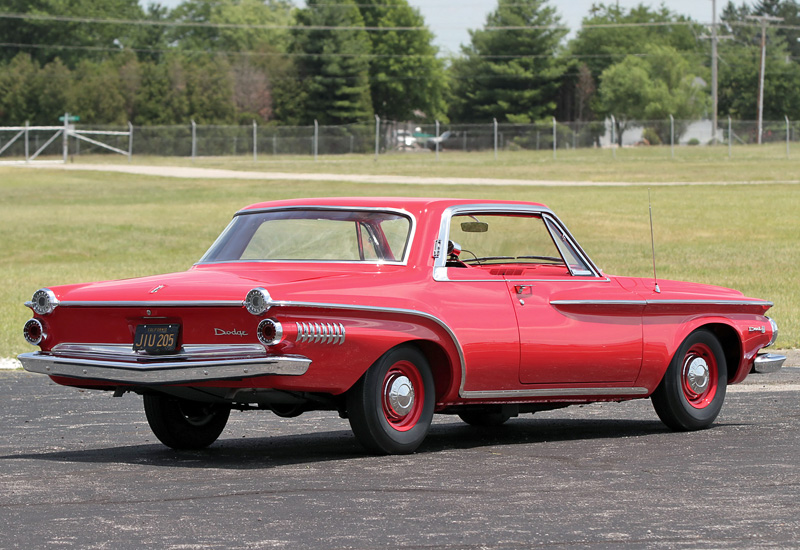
{"left": 358, "top": 0, "right": 447, "bottom": 121}
{"left": 0, "top": 0, "right": 146, "bottom": 66}
{"left": 287, "top": 0, "right": 374, "bottom": 125}
{"left": 448, "top": 0, "right": 568, "bottom": 124}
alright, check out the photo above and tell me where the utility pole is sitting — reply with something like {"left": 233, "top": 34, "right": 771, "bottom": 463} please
{"left": 711, "top": 0, "right": 718, "bottom": 144}
{"left": 706, "top": 0, "right": 732, "bottom": 144}
{"left": 747, "top": 14, "right": 782, "bottom": 144}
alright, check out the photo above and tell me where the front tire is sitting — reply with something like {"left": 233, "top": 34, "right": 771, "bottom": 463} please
{"left": 457, "top": 408, "right": 513, "bottom": 427}
{"left": 143, "top": 394, "right": 230, "bottom": 450}
{"left": 347, "top": 345, "right": 435, "bottom": 454}
{"left": 651, "top": 329, "right": 727, "bottom": 431}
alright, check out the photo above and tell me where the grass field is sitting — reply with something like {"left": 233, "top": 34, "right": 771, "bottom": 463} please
{"left": 2, "top": 147, "right": 798, "bottom": 358}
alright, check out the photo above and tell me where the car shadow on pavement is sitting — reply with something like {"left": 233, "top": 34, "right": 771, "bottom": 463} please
{"left": 0, "top": 416, "right": 692, "bottom": 470}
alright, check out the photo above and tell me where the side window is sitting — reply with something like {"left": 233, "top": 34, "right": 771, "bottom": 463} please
{"left": 448, "top": 214, "right": 563, "bottom": 265}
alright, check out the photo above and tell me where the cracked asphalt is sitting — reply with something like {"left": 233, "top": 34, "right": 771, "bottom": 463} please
{"left": 1, "top": 366, "right": 799, "bottom": 549}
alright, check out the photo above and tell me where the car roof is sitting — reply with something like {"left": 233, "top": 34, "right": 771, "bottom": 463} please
{"left": 239, "top": 197, "right": 548, "bottom": 213}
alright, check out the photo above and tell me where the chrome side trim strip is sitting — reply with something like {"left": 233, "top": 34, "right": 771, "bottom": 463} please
{"left": 551, "top": 300, "right": 647, "bottom": 306}
{"left": 55, "top": 300, "right": 243, "bottom": 308}
{"left": 551, "top": 299, "right": 773, "bottom": 307}
{"left": 645, "top": 299, "right": 774, "bottom": 307}
{"left": 461, "top": 386, "right": 650, "bottom": 399}
{"left": 18, "top": 351, "right": 311, "bottom": 385}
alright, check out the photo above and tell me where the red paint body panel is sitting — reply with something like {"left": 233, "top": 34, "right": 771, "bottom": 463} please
{"left": 20, "top": 198, "right": 776, "bottom": 413}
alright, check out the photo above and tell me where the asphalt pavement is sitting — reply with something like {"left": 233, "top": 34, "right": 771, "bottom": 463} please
{"left": 1, "top": 366, "right": 798, "bottom": 549}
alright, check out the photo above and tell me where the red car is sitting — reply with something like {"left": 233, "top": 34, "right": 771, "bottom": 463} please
{"left": 19, "top": 198, "right": 785, "bottom": 454}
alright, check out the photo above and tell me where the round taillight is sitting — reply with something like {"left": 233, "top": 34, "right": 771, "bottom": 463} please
{"left": 244, "top": 287, "right": 271, "bottom": 316}
{"left": 28, "top": 288, "right": 58, "bottom": 315}
{"left": 23, "top": 319, "right": 45, "bottom": 345}
{"left": 257, "top": 318, "right": 283, "bottom": 346}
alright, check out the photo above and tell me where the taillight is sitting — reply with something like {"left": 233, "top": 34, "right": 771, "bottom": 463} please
{"left": 23, "top": 319, "right": 45, "bottom": 345}
{"left": 257, "top": 318, "right": 283, "bottom": 346}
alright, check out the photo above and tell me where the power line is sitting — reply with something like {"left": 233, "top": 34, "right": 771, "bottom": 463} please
{"left": 4, "top": 11, "right": 778, "bottom": 32}
{"left": 0, "top": 41, "right": 711, "bottom": 63}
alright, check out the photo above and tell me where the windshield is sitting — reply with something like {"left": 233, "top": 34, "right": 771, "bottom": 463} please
{"left": 199, "top": 208, "right": 413, "bottom": 264}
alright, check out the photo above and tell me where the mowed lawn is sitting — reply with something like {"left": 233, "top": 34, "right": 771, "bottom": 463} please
{"left": 1, "top": 149, "right": 798, "bottom": 358}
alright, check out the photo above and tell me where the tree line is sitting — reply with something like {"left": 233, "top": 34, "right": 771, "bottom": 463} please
{"left": 2, "top": 0, "right": 800, "bottom": 135}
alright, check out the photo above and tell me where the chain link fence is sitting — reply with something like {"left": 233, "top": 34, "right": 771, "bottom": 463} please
{"left": 1, "top": 117, "right": 798, "bottom": 162}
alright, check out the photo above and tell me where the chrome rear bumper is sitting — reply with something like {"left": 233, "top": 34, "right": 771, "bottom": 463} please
{"left": 18, "top": 343, "right": 310, "bottom": 385}
{"left": 753, "top": 353, "right": 786, "bottom": 374}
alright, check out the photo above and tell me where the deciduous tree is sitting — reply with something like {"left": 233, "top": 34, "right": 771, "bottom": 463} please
{"left": 597, "top": 44, "right": 708, "bottom": 144}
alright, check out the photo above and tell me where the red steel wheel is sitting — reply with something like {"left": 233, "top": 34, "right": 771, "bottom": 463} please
{"left": 347, "top": 345, "right": 435, "bottom": 454}
{"left": 381, "top": 360, "right": 424, "bottom": 431}
{"left": 680, "top": 342, "right": 719, "bottom": 409}
{"left": 652, "top": 329, "right": 727, "bottom": 431}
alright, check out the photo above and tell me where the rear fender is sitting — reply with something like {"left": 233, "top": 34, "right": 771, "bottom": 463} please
{"left": 264, "top": 307, "right": 463, "bottom": 398}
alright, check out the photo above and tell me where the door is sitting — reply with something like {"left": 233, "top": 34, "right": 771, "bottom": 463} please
{"left": 509, "top": 279, "right": 644, "bottom": 385}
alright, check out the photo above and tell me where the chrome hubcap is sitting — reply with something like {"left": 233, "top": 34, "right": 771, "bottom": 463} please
{"left": 386, "top": 375, "right": 415, "bottom": 417}
{"left": 686, "top": 357, "right": 710, "bottom": 394}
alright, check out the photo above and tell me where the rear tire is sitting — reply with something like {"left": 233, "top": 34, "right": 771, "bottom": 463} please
{"left": 143, "top": 394, "right": 230, "bottom": 450}
{"left": 347, "top": 345, "right": 435, "bottom": 455}
{"left": 651, "top": 330, "right": 727, "bottom": 431}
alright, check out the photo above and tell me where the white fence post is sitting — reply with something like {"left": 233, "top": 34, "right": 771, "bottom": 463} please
{"left": 313, "top": 119, "right": 318, "bottom": 160}
{"left": 786, "top": 115, "right": 790, "bottom": 159}
{"left": 669, "top": 114, "right": 674, "bottom": 158}
{"left": 128, "top": 122, "right": 133, "bottom": 162}
{"left": 191, "top": 120, "right": 196, "bottom": 161}
{"left": 374, "top": 115, "right": 380, "bottom": 161}
{"left": 552, "top": 117, "right": 557, "bottom": 160}
{"left": 253, "top": 120, "right": 257, "bottom": 162}
{"left": 62, "top": 112, "right": 69, "bottom": 163}
{"left": 435, "top": 120, "right": 440, "bottom": 160}
{"left": 728, "top": 116, "right": 732, "bottom": 158}
{"left": 24, "top": 121, "right": 29, "bottom": 163}
{"left": 493, "top": 118, "right": 498, "bottom": 160}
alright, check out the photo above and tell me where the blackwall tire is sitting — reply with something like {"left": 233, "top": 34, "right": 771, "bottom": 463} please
{"left": 346, "top": 345, "right": 435, "bottom": 455}
{"left": 651, "top": 329, "right": 727, "bottom": 431}
{"left": 143, "top": 394, "right": 230, "bottom": 450}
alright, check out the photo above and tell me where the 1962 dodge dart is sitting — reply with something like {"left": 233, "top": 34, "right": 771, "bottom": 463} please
{"left": 19, "top": 197, "right": 786, "bottom": 454}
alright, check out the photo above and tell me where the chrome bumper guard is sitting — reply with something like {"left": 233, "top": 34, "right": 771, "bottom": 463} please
{"left": 18, "top": 343, "right": 311, "bottom": 385}
{"left": 753, "top": 353, "right": 787, "bottom": 374}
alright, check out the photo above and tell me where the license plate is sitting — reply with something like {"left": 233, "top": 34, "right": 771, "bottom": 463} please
{"left": 133, "top": 324, "right": 179, "bottom": 354}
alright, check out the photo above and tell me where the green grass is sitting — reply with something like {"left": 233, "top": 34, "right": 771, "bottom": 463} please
{"left": 2, "top": 150, "right": 798, "bottom": 358}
